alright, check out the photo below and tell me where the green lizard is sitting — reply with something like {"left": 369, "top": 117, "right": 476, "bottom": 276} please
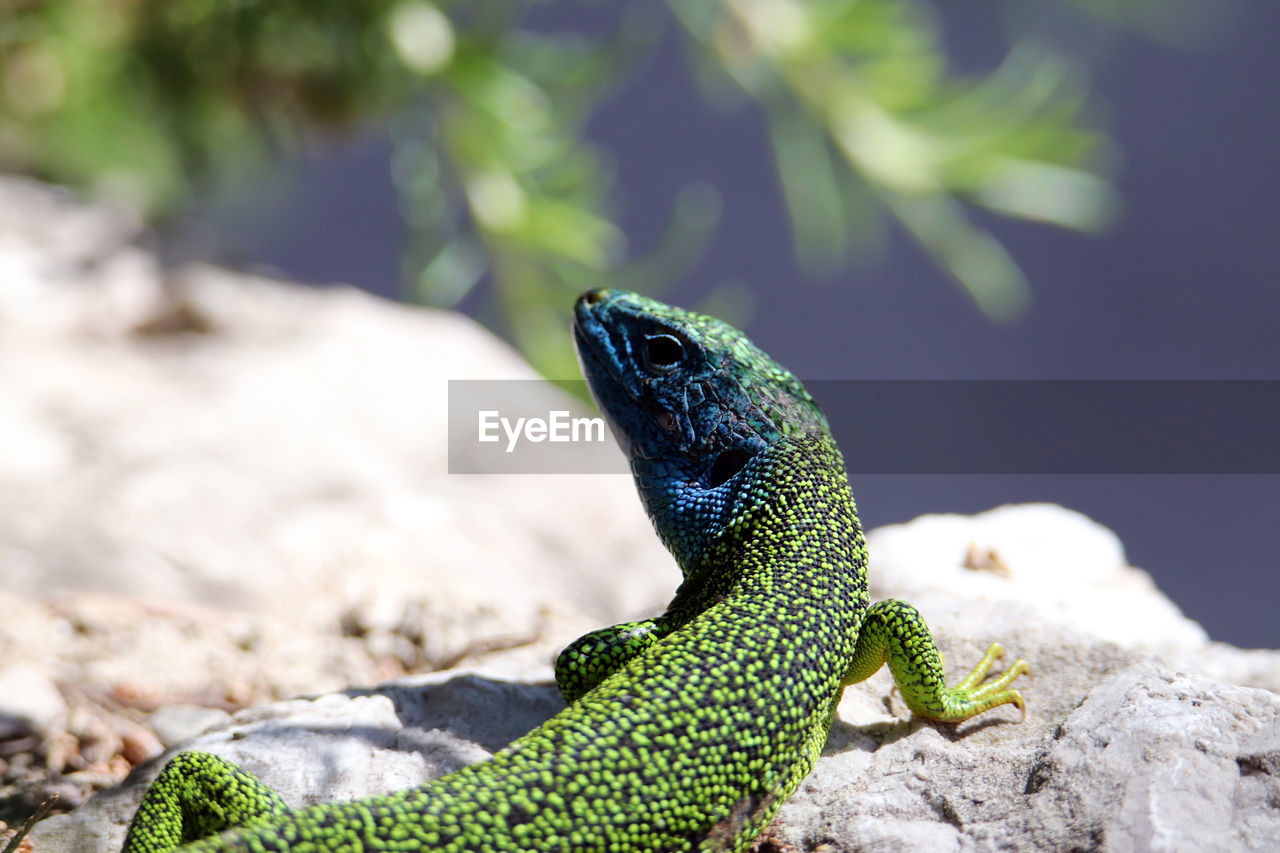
{"left": 121, "top": 289, "right": 1028, "bottom": 852}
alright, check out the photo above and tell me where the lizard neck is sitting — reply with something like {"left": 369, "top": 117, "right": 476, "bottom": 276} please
{"left": 640, "top": 433, "right": 867, "bottom": 617}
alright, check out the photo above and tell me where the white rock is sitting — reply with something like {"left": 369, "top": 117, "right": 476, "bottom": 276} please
{"left": 0, "top": 175, "right": 676, "bottom": 710}
{"left": 148, "top": 705, "right": 233, "bottom": 749}
{"left": 0, "top": 663, "right": 67, "bottom": 738}
{"left": 866, "top": 504, "right": 1209, "bottom": 649}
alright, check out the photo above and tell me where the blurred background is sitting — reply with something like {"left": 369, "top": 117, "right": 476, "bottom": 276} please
{"left": 2, "top": 0, "right": 1276, "bottom": 647}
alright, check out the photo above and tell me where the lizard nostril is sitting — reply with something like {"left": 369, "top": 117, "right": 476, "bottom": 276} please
{"left": 582, "top": 288, "right": 609, "bottom": 306}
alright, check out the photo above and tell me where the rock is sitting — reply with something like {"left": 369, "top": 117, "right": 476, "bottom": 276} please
{"left": 117, "top": 728, "right": 163, "bottom": 768}
{"left": 0, "top": 176, "right": 672, "bottom": 832}
{"left": 1011, "top": 667, "right": 1280, "bottom": 853}
{"left": 0, "top": 665, "right": 67, "bottom": 739}
{"left": 0, "top": 181, "right": 676, "bottom": 688}
{"left": 36, "top": 672, "right": 566, "bottom": 852}
{"left": 146, "top": 706, "right": 232, "bottom": 749}
{"left": 33, "top": 527, "right": 1280, "bottom": 852}
{"left": 772, "top": 663, "right": 1280, "bottom": 853}
{"left": 865, "top": 504, "right": 1209, "bottom": 651}
{"left": 37, "top": 647, "right": 1280, "bottom": 852}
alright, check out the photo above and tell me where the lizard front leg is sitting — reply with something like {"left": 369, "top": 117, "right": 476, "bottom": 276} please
{"left": 121, "top": 750, "right": 289, "bottom": 852}
{"left": 554, "top": 617, "right": 676, "bottom": 703}
{"left": 843, "top": 599, "right": 1030, "bottom": 722}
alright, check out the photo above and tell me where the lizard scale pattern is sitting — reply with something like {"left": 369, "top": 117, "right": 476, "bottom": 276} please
{"left": 122, "top": 289, "right": 1029, "bottom": 852}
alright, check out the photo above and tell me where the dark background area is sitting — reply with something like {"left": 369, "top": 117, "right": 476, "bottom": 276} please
{"left": 199, "top": 2, "right": 1280, "bottom": 649}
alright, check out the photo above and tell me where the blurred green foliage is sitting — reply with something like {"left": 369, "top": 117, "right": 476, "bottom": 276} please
{"left": 0, "top": 0, "right": 1213, "bottom": 376}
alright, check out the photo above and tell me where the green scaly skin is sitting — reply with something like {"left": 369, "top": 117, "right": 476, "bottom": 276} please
{"left": 121, "top": 289, "right": 1029, "bottom": 852}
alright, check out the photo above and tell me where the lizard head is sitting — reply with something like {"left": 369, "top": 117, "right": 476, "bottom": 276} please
{"left": 572, "top": 288, "right": 828, "bottom": 565}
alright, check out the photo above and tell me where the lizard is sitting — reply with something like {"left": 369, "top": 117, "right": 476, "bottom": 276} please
{"left": 120, "top": 288, "right": 1029, "bottom": 852}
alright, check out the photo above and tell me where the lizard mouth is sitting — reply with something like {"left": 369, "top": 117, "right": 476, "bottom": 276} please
{"left": 570, "top": 289, "right": 604, "bottom": 350}
{"left": 572, "top": 289, "right": 635, "bottom": 394}
{"left": 572, "top": 288, "right": 643, "bottom": 457}
{"left": 571, "top": 288, "right": 611, "bottom": 343}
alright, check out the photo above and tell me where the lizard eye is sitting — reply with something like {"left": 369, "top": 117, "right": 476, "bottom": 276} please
{"left": 641, "top": 333, "right": 685, "bottom": 375}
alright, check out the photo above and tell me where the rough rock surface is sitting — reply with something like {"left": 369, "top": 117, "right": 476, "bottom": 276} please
{"left": 0, "top": 177, "right": 672, "bottom": 833}
{"left": 4, "top": 180, "right": 1278, "bottom": 851}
